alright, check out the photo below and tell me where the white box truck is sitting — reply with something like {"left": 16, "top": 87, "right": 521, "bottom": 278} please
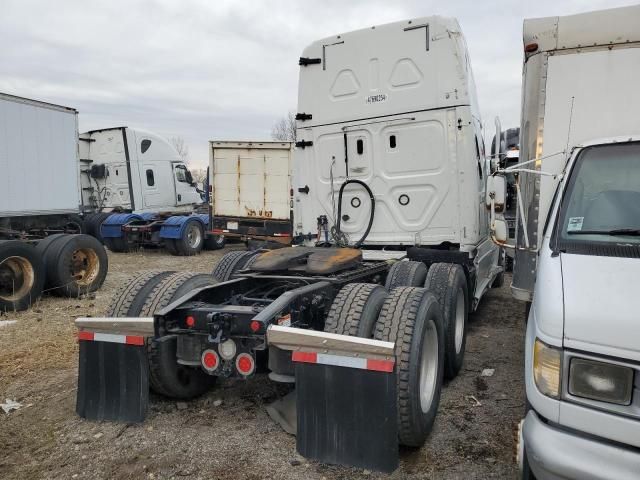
{"left": 209, "top": 141, "right": 293, "bottom": 244}
{"left": 0, "top": 93, "right": 108, "bottom": 311}
{"left": 487, "top": 6, "right": 640, "bottom": 479}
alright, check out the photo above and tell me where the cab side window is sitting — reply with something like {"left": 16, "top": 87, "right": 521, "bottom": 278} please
{"left": 175, "top": 165, "right": 188, "bottom": 183}
{"left": 141, "top": 139, "right": 152, "bottom": 154}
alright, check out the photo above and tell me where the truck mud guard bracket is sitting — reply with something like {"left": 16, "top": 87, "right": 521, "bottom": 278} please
{"left": 267, "top": 325, "right": 399, "bottom": 473}
{"left": 75, "top": 317, "right": 154, "bottom": 423}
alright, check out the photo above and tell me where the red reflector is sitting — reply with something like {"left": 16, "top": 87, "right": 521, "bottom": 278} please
{"left": 289, "top": 188, "right": 294, "bottom": 197}
{"left": 525, "top": 42, "right": 538, "bottom": 53}
{"left": 250, "top": 320, "right": 260, "bottom": 333}
{"left": 366, "top": 359, "right": 395, "bottom": 373}
{"left": 212, "top": 229, "right": 224, "bottom": 234}
{"left": 186, "top": 316, "right": 196, "bottom": 327}
{"left": 291, "top": 351, "right": 317, "bottom": 364}
{"left": 78, "top": 331, "right": 94, "bottom": 341}
{"left": 203, "top": 352, "right": 217, "bottom": 369}
{"left": 125, "top": 335, "right": 145, "bottom": 346}
{"left": 236, "top": 353, "right": 255, "bottom": 375}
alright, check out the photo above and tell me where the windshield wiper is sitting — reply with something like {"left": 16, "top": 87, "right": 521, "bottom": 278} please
{"left": 568, "top": 228, "right": 640, "bottom": 236}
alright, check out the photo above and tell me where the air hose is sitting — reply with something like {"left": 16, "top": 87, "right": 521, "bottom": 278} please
{"left": 333, "top": 179, "right": 375, "bottom": 248}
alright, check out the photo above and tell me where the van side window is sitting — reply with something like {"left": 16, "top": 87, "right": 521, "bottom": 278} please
{"left": 146, "top": 169, "right": 155, "bottom": 186}
{"left": 389, "top": 135, "right": 397, "bottom": 149}
{"left": 357, "top": 139, "right": 364, "bottom": 155}
{"left": 141, "top": 139, "right": 152, "bottom": 154}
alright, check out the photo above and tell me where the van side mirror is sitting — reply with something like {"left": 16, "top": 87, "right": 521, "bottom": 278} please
{"left": 486, "top": 175, "right": 506, "bottom": 212}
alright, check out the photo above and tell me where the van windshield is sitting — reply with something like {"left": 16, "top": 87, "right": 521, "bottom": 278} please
{"left": 556, "top": 142, "right": 640, "bottom": 255}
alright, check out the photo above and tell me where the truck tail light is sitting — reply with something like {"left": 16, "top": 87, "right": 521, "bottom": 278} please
{"left": 236, "top": 353, "right": 255, "bottom": 376}
{"left": 185, "top": 316, "right": 195, "bottom": 328}
{"left": 201, "top": 349, "right": 220, "bottom": 372}
{"left": 250, "top": 320, "right": 261, "bottom": 333}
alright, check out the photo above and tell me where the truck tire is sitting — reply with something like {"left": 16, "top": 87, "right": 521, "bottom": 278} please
{"left": 140, "top": 272, "right": 218, "bottom": 399}
{"left": 106, "top": 270, "right": 175, "bottom": 317}
{"left": 0, "top": 241, "right": 45, "bottom": 312}
{"left": 173, "top": 220, "right": 204, "bottom": 256}
{"left": 384, "top": 260, "right": 428, "bottom": 290}
{"left": 324, "top": 283, "right": 387, "bottom": 338}
{"left": 163, "top": 239, "right": 179, "bottom": 256}
{"left": 424, "top": 263, "right": 468, "bottom": 380}
{"left": 84, "top": 213, "right": 111, "bottom": 242}
{"left": 374, "top": 287, "right": 445, "bottom": 447}
{"left": 204, "top": 234, "right": 226, "bottom": 250}
{"left": 35, "top": 234, "right": 68, "bottom": 260}
{"left": 43, "top": 234, "right": 108, "bottom": 297}
{"left": 211, "top": 250, "right": 255, "bottom": 282}
{"left": 104, "top": 233, "right": 136, "bottom": 253}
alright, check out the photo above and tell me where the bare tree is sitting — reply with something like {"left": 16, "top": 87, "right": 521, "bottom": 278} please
{"left": 271, "top": 111, "right": 297, "bottom": 142}
{"left": 190, "top": 168, "right": 207, "bottom": 184}
{"left": 170, "top": 136, "right": 190, "bottom": 163}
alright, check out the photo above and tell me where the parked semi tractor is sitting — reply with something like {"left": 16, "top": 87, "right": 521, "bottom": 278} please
{"left": 209, "top": 141, "right": 293, "bottom": 245}
{"left": 488, "top": 6, "right": 640, "bottom": 479}
{"left": 0, "top": 93, "right": 108, "bottom": 311}
{"left": 74, "top": 16, "right": 502, "bottom": 472}
{"left": 78, "top": 127, "right": 224, "bottom": 255}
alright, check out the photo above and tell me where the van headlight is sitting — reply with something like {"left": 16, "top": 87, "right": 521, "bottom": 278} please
{"left": 569, "top": 358, "right": 634, "bottom": 405}
{"left": 533, "top": 339, "right": 561, "bottom": 398}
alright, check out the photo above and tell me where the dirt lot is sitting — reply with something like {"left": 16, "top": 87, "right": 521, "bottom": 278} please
{"left": 0, "top": 248, "right": 526, "bottom": 479}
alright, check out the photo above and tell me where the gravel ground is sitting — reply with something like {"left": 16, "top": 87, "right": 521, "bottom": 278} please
{"left": 0, "top": 248, "right": 526, "bottom": 479}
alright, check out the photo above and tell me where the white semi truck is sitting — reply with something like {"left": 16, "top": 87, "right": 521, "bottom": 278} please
{"left": 488, "top": 6, "right": 640, "bottom": 479}
{"left": 74, "top": 16, "right": 502, "bottom": 472}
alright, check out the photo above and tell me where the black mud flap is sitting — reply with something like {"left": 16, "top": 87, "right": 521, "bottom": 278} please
{"left": 76, "top": 339, "right": 149, "bottom": 423}
{"left": 295, "top": 362, "right": 398, "bottom": 473}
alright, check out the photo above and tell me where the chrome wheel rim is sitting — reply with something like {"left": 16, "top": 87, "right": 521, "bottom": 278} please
{"left": 454, "top": 288, "right": 465, "bottom": 354}
{"left": 186, "top": 224, "right": 202, "bottom": 249}
{"left": 419, "top": 318, "right": 439, "bottom": 413}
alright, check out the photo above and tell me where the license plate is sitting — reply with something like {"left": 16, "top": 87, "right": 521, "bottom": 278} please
{"left": 226, "top": 221, "right": 239, "bottom": 230}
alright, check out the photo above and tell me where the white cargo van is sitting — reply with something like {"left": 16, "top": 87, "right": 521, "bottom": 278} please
{"left": 488, "top": 6, "right": 640, "bottom": 479}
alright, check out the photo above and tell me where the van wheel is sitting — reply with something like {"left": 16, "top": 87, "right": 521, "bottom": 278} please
{"left": 424, "top": 263, "right": 468, "bottom": 379}
{"left": 140, "top": 272, "right": 218, "bottom": 398}
{"left": 0, "top": 241, "right": 45, "bottom": 312}
{"left": 204, "top": 235, "right": 226, "bottom": 250}
{"left": 374, "top": 287, "right": 444, "bottom": 447}
{"left": 43, "top": 234, "right": 108, "bottom": 297}
{"left": 325, "top": 283, "right": 388, "bottom": 338}
{"left": 174, "top": 220, "right": 204, "bottom": 256}
{"left": 385, "top": 261, "right": 428, "bottom": 290}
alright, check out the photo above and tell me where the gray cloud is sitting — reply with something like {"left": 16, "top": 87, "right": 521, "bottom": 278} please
{"left": 1, "top": 0, "right": 636, "bottom": 166}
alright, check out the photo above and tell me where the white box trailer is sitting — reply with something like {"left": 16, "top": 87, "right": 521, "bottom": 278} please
{"left": 0, "top": 93, "right": 107, "bottom": 312}
{"left": 209, "top": 141, "right": 293, "bottom": 243}
{"left": 0, "top": 93, "right": 80, "bottom": 218}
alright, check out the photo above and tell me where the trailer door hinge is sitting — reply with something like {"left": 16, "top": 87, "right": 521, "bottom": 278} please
{"left": 298, "top": 185, "right": 310, "bottom": 194}
{"left": 295, "top": 140, "right": 313, "bottom": 149}
{"left": 295, "top": 113, "right": 312, "bottom": 121}
{"left": 299, "top": 57, "right": 321, "bottom": 67}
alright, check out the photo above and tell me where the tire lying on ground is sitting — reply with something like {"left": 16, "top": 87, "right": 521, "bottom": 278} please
{"left": 385, "top": 260, "right": 428, "bottom": 290}
{"left": 39, "top": 234, "right": 108, "bottom": 297}
{"left": 171, "top": 219, "right": 205, "bottom": 256}
{"left": 211, "top": 250, "right": 258, "bottom": 282}
{"left": 0, "top": 240, "right": 45, "bottom": 312}
{"left": 137, "top": 272, "right": 219, "bottom": 399}
{"left": 374, "top": 286, "right": 445, "bottom": 447}
{"left": 324, "top": 283, "right": 388, "bottom": 338}
{"left": 424, "top": 263, "right": 468, "bottom": 380}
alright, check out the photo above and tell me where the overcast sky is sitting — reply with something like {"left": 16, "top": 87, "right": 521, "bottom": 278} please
{"left": 1, "top": 0, "right": 636, "bottom": 167}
